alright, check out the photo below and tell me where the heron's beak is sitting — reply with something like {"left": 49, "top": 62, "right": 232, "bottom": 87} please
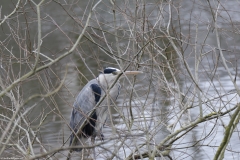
{"left": 123, "top": 71, "right": 143, "bottom": 75}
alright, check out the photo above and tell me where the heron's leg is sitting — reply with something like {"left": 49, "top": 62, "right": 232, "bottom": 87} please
{"left": 95, "top": 107, "right": 107, "bottom": 140}
{"left": 95, "top": 117, "right": 105, "bottom": 141}
{"left": 91, "top": 136, "right": 96, "bottom": 159}
{"left": 91, "top": 135, "right": 95, "bottom": 144}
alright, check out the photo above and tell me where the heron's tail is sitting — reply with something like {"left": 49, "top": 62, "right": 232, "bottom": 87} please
{"left": 69, "top": 134, "right": 84, "bottom": 152}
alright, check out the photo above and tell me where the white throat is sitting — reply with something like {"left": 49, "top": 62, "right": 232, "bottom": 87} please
{"left": 97, "top": 74, "right": 117, "bottom": 89}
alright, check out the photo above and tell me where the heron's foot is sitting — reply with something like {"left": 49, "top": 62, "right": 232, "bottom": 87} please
{"left": 93, "top": 130, "right": 104, "bottom": 141}
{"left": 100, "top": 133, "right": 104, "bottom": 141}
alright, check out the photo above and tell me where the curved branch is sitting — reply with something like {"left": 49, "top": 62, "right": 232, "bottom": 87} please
{"left": 125, "top": 103, "right": 240, "bottom": 160}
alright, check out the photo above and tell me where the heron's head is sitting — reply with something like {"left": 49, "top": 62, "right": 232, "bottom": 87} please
{"left": 97, "top": 67, "right": 142, "bottom": 88}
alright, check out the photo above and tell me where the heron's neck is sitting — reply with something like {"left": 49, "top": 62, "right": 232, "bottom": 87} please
{"left": 97, "top": 74, "right": 115, "bottom": 89}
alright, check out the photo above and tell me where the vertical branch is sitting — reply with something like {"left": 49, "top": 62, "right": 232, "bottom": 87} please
{"left": 33, "top": 0, "right": 45, "bottom": 71}
{"left": 194, "top": 24, "right": 203, "bottom": 118}
{"left": 214, "top": 3, "right": 240, "bottom": 96}
{"left": 128, "top": 0, "right": 139, "bottom": 129}
{"left": 110, "top": 0, "right": 123, "bottom": 67}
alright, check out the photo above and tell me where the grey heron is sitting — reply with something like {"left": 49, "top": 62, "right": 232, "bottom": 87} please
{"left": 69, "top": 67, "right": 142, "bottom": 151}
